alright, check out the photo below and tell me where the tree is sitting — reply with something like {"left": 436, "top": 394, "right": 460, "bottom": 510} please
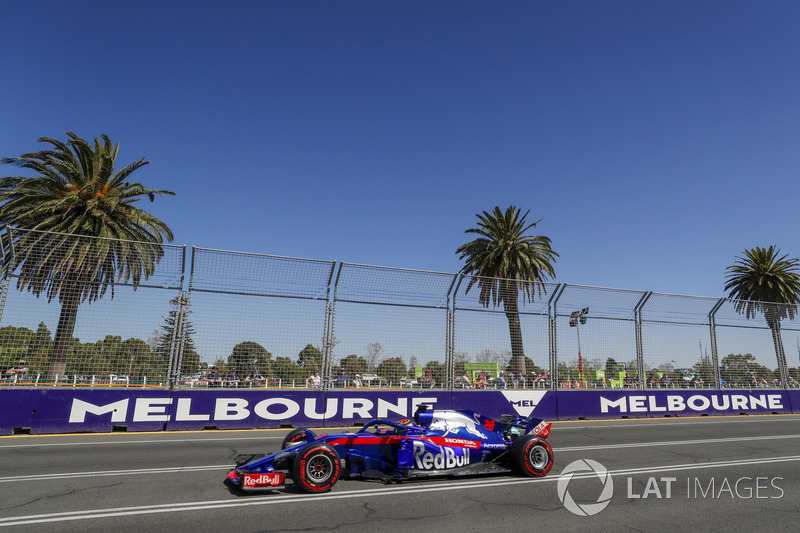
{"left": 273, "top": 356, "right": 304, "bottom": 382}
{"left": 365, "top": 342, "right": 384, "bottom": 371}
{"left": 423, "top": 360, "right": 447, "bottom": 385}
{"left": 339, "top": 354, "right": 368, "bottom": 378}
{"left": 26, "top": 322, "right": 52, "bottom": 375}
{"left": 719, "top": 353, "right": 775, "bottom": 386}
{"left": 692, "top": 355, "right": 715, "bottom": 382}
{"left": 456, "top": 206, "right": 557, "bottom": 375}
{"left": 297, "top": 344, "right": 323, "bottom": 370}
{"left": 377, "top": 357, "right": 407, "bottom": 385}
{"left": 228, "top": 341, "right": 272, "bottom": 375}
{"left": 0, "top": 132, "right": 174, "bottom": 379}
{"left": 506, "top": 356, "right": 543, "bottom": 377}
{"left": 725, "top": 246, "right": 800, "bottom": 384}
{"left": 0, "top": 325, "right": 35, "bottom": 373}
{"left": 155, "top": 296, "right": 200, "bottom": 376}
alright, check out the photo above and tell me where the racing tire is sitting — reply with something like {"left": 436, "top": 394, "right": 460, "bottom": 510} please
{"left": 282, "top": 428, "right": 315, "bottom": 450}
{"left": 291, "top": 443, "right": 341, "bottom": 493}
{"left": 511, "top": 435, "right": 553, "bottom": 477}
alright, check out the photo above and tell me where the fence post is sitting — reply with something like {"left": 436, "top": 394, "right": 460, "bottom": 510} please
{"left": 548, "top": 284, "right": 565, "bottom": 391}
{"left": 0, "top": 227, "right": 16, "bottom": 325}
{"left": 550, "top": 284, "right": 568, "bottom": 390}
{"left": 708, "top": 298, "right": 725, "bottom": 389}
{"left": 445, "top": 274, "right": 459, "bottom": 392}
{"left": 321, "top": 302, "right": 335, "bottom": 390}
{"left": 449, "top": 274, "right": 465, "bottom": 391}
{"left": 634, "top": 291, "right": 652, "bottom": 391}
{"left": 775, "top": 306, "right": 790, "bottom": 390}
{"left": 166, "top": 292, "right": 188, "bottom": 389}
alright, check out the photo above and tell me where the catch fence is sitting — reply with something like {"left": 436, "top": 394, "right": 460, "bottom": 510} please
{"left": 1, "top": 229, "right": 798, "bottom": 391}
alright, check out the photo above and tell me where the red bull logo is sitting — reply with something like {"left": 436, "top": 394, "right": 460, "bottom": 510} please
{"left": 242, "top": 472, "right": 284, "bottom": 487}
{"left": 413, "top": 440, "right": 469, "bottom": 470}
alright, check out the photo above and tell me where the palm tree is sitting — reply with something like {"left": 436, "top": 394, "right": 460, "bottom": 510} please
{"left": 0, "top": 132, "right": 174, "bottom": 379}
{"left": 725, "top": 246, "right": 800, "bottom": 385}
{"left": 456, "top": 206, "right": 558, "bottom": 375}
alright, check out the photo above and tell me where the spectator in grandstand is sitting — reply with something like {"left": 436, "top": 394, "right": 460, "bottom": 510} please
{"left": 659, "top": 374, "right": 671, "bottom": 388}
{"left": 419, "top": 369, "right": 436, "bottom": 388}
{"left": 203, "top": 366, "right": 223, "bottom": 388}
{"left": 496, "top": 371, "right": 506, "bottom": 389}
{"left": 352, "top": 374, "right": 362, "bottom": 387}
{"left": 335, "top": 369, "right": 349, "bottom": 388}
{"left": 245, "top": 367, "right": 265, "bottom": 386}
{"left": 455, "top": 370, "right": 471, "bottom": 388}
{"left": 5, "top": 360, "right": 28, "bottom": 378}
{"left": 306, "top": 370, "right": 321, "bottom": 388}
{"left": 225, "top": 368, "right": 241, "bottom": 388}
{"left": 475, "top": 371, "right": 487, "bottom": 389}
{"left": 514, "top": 372, "right": 525, "bottom": 388}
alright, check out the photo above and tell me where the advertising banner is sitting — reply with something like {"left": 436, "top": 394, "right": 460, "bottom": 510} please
{"left": 0, "top": 388, "right": 797, "bottom": 435}
{"left": 556, "top": 389, "right": 794, "bottom": 420}
{"left": 450, "top": 390, "right": 557, "bottom": 421}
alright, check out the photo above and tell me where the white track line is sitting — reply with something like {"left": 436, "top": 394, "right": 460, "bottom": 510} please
{"left": 555, "top": 432, "right": 800, "bottom": 452}
{"left": 3, "top": 416, "right": 799, "bottom": 448}
{"left": 0, "top": 435, "right": 282, "bottom": 449}
{"left": 2, "top": 454, "right": 800, "bottom": 527}
{"left": 2, "top": 433, "right": 799, "bottom": 484}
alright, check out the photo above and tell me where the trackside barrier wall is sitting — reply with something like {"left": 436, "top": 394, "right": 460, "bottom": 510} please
{"left": 1, "top": 389, "right": 798, "bottom": 435}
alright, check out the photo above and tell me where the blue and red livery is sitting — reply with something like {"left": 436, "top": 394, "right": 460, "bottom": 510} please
{"left": 227, "top": 406, "right": 554, "bottom": 493}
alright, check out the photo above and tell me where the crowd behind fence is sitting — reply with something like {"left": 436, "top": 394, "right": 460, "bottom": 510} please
{"left": 1, "top": 228, "right": 799, "bottom": 391}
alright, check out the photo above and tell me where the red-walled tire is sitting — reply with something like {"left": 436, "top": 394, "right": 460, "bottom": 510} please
{"left": 291, "top": 443, "right": 341, "bottom": 493}
{"left": 282, "top": 428, "right": 315, "bottom": 450}
{"left": 511, "top": 435, "right": 553, "bottom": 477}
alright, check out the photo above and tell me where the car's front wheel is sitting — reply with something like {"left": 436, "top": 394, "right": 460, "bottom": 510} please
{"left": 511, "top": 435, "right": 553, "bottom": 477}
{"left": 291, "top": 443, "right": 341, "bottom": 493}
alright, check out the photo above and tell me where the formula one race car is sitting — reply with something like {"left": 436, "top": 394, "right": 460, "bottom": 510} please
{"left": 227, "top": 406, "right": 553, "bottom": 493}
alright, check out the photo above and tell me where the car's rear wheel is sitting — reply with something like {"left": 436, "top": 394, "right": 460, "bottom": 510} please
{"left": 282, "top": 428, "right": 315, "bottom": 449}
{"left": 292, "top": 443, "right": 341, "bottom": 493}
{"left": 511, "top": 435, "right": 553, "bottom": 477}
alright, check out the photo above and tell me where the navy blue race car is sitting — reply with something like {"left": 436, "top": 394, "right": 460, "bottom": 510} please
{"left": 227, "top": 406, "right": 554, "bottom": 493}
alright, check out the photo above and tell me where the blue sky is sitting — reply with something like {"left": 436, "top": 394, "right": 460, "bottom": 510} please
{"left": 2, "top": 1, "right": 799, "bottom": 299}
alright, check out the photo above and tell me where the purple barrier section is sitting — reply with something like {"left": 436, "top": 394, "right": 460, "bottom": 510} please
{"left": 556, "top": 389, "right": 794, "bottom": 420}
{"left": 1, "top": 389, "right": 797, "bottom": 435}
{"left": 318, "top": 390, "right": 451, "bottom": 427}
{"left": 556, "top": 390, "right": 651, "bottom": 420}
{"left": 0, "top": 389, "right": 455, "bottom": 434}
{"left": 165, "top": 390, "right": 453, "bottom": 430}
{"left": 165, "top": 390, "right": 327, "bottom": 431}
{"left": 788, "top": 390, "right": 800, "bottom": 414}
{"left": 450, "top": 390, "right": 557, "bottom": 421}
{"left": 0, "top": 389, "right": 170, "bottom": 434}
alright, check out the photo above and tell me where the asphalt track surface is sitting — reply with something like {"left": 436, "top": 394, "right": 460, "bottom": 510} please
{"left": 2, "top": 415, "right": 799, "bottom": 532}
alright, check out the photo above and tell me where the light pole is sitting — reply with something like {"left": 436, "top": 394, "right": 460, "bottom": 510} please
{"left": 570, "top": 307, "right": 589, "bottom": 388}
